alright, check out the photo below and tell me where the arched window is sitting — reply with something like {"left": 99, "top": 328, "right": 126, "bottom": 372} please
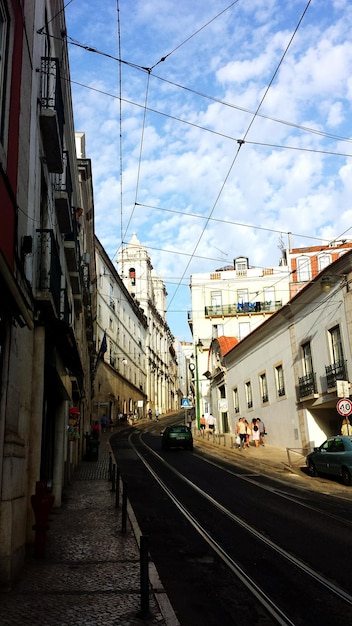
{"left": 318, "top": 253, "right": 331, "bottom": 272}
{"left": 129, "top": 267, "right": 136, "bottom": 285}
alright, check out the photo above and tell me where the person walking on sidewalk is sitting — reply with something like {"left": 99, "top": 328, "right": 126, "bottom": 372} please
{"left": 207, "top": 413, "right": 216, "bottom": 433}
{"left": 200, "top": 414, "right": 206, "bottom": 434}
{"left": 245, "top": 419, "right": 251, "bottom": 448}
{"left": 251, "top": 418, "right": 260, "bottom": 447}
{"left": 258, "top": 418, "right": 266, "bottom": 445}
{"left": 155, "top": 409, "right": 160, "bottom": 422}
{"left": 236, "top": 417, "right": 247, "bottom": 450}
{"left": 91, "top": 421, "right": 100, "bottom": 439}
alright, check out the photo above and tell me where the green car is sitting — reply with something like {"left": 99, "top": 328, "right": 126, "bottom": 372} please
{"left": 161, "top": 425, "right": 193, "bottom": 451}
{"left": 306, "top": 435, "right": 352, "bottom": 486}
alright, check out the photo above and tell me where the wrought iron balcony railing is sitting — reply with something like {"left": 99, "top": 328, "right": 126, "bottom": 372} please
{"left": 325, "top": 360, "right": 348, "bottom": 388}
{"left": 53, "top": 151, "right": 73, "bottom": 233}
{"left": 39, "top": 57, "right": 64, "bottom": 173}
{"left": 36, "top": 229, "right": 62, "bottom": 317}
{"left": 205, "top": 300, "right": 282, "bottom": 317}
{"left": 298, "top": 372, "right": 317, "bottom": 398}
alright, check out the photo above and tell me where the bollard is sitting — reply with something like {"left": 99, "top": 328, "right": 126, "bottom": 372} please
{"left": 111, "top": 464, "right": 116, "bottom": 492}
{"left": 121, "top": 481, "right": 128, "bottom": 533}
{"left": 115, "top": 466, "right": 120, "bottom": 508}
{"left": 30, "top": 481, "right": 55, "bottom": 558}
{"left": 137, "top": 535, "right": 152, "bottom": 619}
{"left": 108, "top": 453, "right": 112, "bottom": 481}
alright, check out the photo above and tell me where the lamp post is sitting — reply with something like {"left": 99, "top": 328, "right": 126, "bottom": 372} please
{"left": 195, "top": 339, "right": 203, "bottom": 430}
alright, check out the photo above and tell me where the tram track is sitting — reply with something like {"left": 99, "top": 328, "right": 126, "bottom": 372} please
{"left": 122, "top": 428, "right": 352, "bottom": 625}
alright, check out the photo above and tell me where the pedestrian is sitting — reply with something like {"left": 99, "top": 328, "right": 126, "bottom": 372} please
{"left": 91, "top": 420, "right": 100, "bottom": 439}
{"left": 258, "top": 418, "right": 266, "bottom": 445}
{"left": 200, "top": 414, "right": 206, "bottom": 433}
{"left": 236, "top": 417, "right": 247, "bottom": 450}
{"left": 100, "top": 414, "right": 108, "bottom": 433}
{"left": 148, "top": 408, "right": 153, "bottom": 420}
{"left": 207, "top": 413, "right": 216, "bottom": 433}
{"left": 155, "top": 409, "right": 160, "bottom": 422}
{"left": 341, "top": 418, "right": 352, "bottom": 436}
{"left": 245, "top": 419, "right": 251, "bottom": 448}
{"left": 252, "top": 418, "right": 260, "bottom": 447}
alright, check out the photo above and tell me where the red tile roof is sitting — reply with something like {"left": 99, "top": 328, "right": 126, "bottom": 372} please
{"left": 217, "top": 336, "right": 238, "bottom": 356}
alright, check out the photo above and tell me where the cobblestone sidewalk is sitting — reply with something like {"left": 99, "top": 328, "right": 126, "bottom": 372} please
{"left": 0, "top": 433, "right": 170, "bottom": 626}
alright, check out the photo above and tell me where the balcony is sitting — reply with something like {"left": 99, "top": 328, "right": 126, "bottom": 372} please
{"left": 204, "top": 300, "right": 282, "bottom": 318}
{"left": 36, "top": 229, "right": 62, "bottom": 318}
{"left": 325, "top": 360, "right": 348, "bottom": 389}
{"left": 298, "top": 372, "right": 318, "bottom": 398}
{"left": 39, "top": 57, "right": 64, "bottom": 173}
{"left": 64, "top": 215, "right": 82, "bottom": 298}
{"left": 53, "top": 151, "right": 73, "bottom": 233}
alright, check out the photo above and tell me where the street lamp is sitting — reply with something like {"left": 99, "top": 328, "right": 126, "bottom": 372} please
{"left": 195, "top": 339, "right": 203, "bottom": 430}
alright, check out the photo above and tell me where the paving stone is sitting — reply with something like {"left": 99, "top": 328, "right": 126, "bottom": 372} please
{"left": 0, "top": 432, "right": 169, "bottom": 626}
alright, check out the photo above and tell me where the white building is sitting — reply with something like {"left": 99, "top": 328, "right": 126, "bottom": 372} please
{"left": 94, "top": 237, "right": 148, "bottom": 420}
{"left": 211, "top": 251, "right": 352, "bottom": 449}
{"left": 189, "top": 255, "right": 291, "bottom": 422}
{"left": 117, "top": 234, "right": 177, "bottom": 414}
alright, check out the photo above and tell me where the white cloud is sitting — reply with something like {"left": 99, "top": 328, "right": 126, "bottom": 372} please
{"left": 66, "top": 0, "right": 352, "bottom": 340}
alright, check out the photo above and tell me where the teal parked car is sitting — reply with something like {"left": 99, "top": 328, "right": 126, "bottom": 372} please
{"left": 306, "top": 436, "right": 352, "bottom": 486}
{"left": 161, "top": 425, "right": 193, "bottom": 451}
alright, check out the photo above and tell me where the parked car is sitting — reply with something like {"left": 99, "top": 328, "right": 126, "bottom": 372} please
{"left": 161, "top": 424, "right": 193, "bottom": 451}
{"left": 306, "top": 435, "right": 352, "bottom": 486}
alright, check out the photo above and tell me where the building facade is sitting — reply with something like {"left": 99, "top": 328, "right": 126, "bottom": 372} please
{"left": 285, "top": 239, "right": 352, "bottom": 298}
{"left": 93, "top": 236, "right": 148, "bottom": 422}
{"left": 189, "top": 255, "right": 291, "bottom": 422}
{"left": 0, "top": 2, "right": 93, "bottom": 587}
{"left": 118, "top": 234, "right": 177, "bottom": 415}
{"left": 211, "top": 251, "right": 352, "bottom": 449}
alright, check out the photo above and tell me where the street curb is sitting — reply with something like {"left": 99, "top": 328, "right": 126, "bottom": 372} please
{"left": 109, "top": 438, "right": 180, "bottom": 626}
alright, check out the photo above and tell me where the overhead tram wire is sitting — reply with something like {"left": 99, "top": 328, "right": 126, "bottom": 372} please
{"left": 133, "top": 203, "right": 340, "bottom": 244}
{"left": 166, "top": 0, "right": 313, "bottom": 314}
{"left": 116, "top": 0, "right": 124, "bottom": 252}
{"left": 65, "top": 79, "right": 352, "bottom": 160}
{"left": 148, "top": 0, "right": 241, "bottom": 71}
{"left": 62, "top": 51, "right": 352, "bottom": 149}
{"left": 116, "top": 1, "right": 241, "bottom": 251}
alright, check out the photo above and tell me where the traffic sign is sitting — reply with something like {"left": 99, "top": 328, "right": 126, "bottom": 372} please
{"left": 336, "top": 398, "right": 352, "bottom": 416}
{"left": 181, "top": 397, "right": 193, "bottom": 408}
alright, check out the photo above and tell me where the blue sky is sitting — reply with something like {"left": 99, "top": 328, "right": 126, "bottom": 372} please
{"left": 65, "top": 0, "right": 352, "bottom": 341}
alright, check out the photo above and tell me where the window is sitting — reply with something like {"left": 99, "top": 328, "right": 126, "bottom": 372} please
{"left": 235, "top": 257, "right": 248, "bottom": 272}
{"left": 109, "top": 283, "right": 115, "bottom": 310}
{"left": 233, "top": 387, "right": 239, "bottom": 413}
{"left": 318, "top": 253, "right": 331, "bottom": 272}
{"left": 263, "top": 287, "right": 275, "bottom": 310}
{"left": 237, "top": 289, "right": 249, "bottom": 312}
{"left": 259, "top": 373, "right": 268, "bottom": 403}
{"left": 219, "top": 384, "right": 226, "bottom": 399}
{"left": 211, "top": 291, "right": 222, "bottom": 314}
{"left": 275, "top": 364, "right": 285, "bottom": 397}
{"left": 129, "top": 267, "right": 136, "bottom": 286}
{"left": 245, "top": 381, "right": 253, "bottom": 409}
{"left": 329, "top": 325, "right": 344, "bottom": 364}
{"left": 302, "top": 342, "right": 313, "bottom": 375}
{"left": 297, "top": 256, "right": 311, "bottom": 282}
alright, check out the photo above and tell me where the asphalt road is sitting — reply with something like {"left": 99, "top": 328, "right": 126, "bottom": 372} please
{"left": 110, "top": 418, "right": 352, "bottom": 626}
